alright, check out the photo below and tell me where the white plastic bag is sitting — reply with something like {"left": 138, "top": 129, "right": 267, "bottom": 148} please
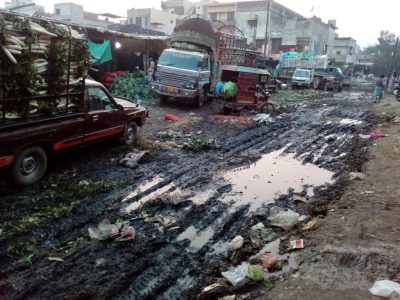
{"left": 369, "top": 280, "right": 400, "bottom": 297}
{"left": 221, "top": 262, "right": 248, "bottom": 286}
{"left": 229, "top": 235, "right": 244, "bottom": 251}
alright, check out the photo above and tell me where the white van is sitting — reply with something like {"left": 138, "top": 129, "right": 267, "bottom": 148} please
{"left": 292, "top": 68, "right": 313, "bottom": 89}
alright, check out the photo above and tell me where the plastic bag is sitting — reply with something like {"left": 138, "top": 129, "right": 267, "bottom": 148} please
{"left": 369, "top": 280, "right": 400, "bottom": 297}
{"left": 221, "top": 262, "right": 248, "bottom": 286}
{"left": 229, "top": 235, "right": 244, "bottom": 250}
{"left": 268, "top": 207, "right": 300, "bottom": 231}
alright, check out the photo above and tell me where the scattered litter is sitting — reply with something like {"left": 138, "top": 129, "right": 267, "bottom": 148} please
{"left": 229, "top": 235, "right": 244, "bottom": 251}
{"left": 202, "top": 283, "right": 223, "bottom": 293}
{"left": 120, "top": 151, "right": 150, "bottom": 169}
{"left": 370, "top": 130, "right": 386, "bottom": 140}
{"left": 302, "top": 218, "right": 319, "bottom": 231}
{"left": 253, "top": 113, "right": 274, "bottom": 124}
{"left": 164, "top": 114, "right": 181, "bottom": 122}
{"left": 349, "top": 172, "right": 366, "bottom": 180}
{"left": 251, "top": 222, "right": 265, "bottom": 230}
{"left": 221, "top": 262, "right": 248, "bottom": 286}
{"left": 95, "top": 258, "right": 107, "bottom": 267}
{"left": 47, "top": 257, "right": 64, "bottom": 262}
{"left": 78, "top": 180, "right": 90, "bottom": 186}
{"left": 369, "top": 280, "right": 400, "bottom": 297}
{"left": 183, "top": 137, "right": 217, "bottom": 152}
{"left": 196, "top": 130, "right": 202, "bottom": 135}
{"left": 258, "top": 253, "right": 278, "bottom": 271}
{"left": 363, "top": 191, "right": 375, "bottom": 197}
{"left": 220, "top": 296, "right": 237, "bottom": 300}
{"left": 88, "top": 219, "right": 135, "bottom": 242}
{"left": 250, "top": 226, "right": 279, "bottom": 248}
{"left": 298, "top": 215, "right": 308, "bottom": 222}
{"left": 247, "top": 264, "right": 264, "bottom": 281}
{"left": 289, "top": 239, "right": 304, "bottom": 250}
{"left": 189, "top": 112, "right": 196, "bottom": 116}
{"left": 393, "top": 117, "right": 400, "bottom": 124}
{"left": 268, "top": 207, "right": 300, "bottom": 231}
{"left": 359, "top": 134, "right": 371, "bottom": 139}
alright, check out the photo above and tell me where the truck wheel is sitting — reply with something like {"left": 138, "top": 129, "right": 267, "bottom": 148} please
{"left": 195, "top": 89, "right": 206, "bottom": 108}
{"left": 11, "top": 146, "right": 48, "bottom": 186}
{"left": 122, "top": 122, "right": 137, "bottom": 146}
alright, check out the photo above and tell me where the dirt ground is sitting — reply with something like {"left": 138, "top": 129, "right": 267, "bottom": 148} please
{"left": 1, "top": 80, "right": 398, "bottom": 299}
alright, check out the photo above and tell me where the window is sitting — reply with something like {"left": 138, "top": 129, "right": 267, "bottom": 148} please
{"left": 336, "top": 51, "right": 342, "bottom": 55}
{"left": 130, "top": 17, "right": 133, "bottom": 24}
{"left": 145, "top": 17, "right": 149, "bottom": 26}
{"left": 87, "top": 87, "right": 115, "bottom": 111}
{"left": 227, "top": 12, "right": 234, "bottom": 21}
{"left": 201, "top": 57, "right": 209, "bottom": 70}
{"left": 135, "top": 17, "right": 142, "bottom": 27}
{"left": 271, "top": 38, "right": 282, "bottom": 51}
{"left": 55, "top": 8, "right": 60, "bottom": 15}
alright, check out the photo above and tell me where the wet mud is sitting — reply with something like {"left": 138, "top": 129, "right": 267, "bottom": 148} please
{"left": 0, "top": 90, "right": 380, "bottom": 299}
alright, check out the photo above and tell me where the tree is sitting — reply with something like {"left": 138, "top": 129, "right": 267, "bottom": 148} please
{"left": 363, "top": 31, "right": 400, "bottom": 75}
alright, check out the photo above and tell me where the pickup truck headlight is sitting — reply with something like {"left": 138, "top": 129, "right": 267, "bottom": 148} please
{"left": 183, "top": 83, "right": 195, "bottom": 89}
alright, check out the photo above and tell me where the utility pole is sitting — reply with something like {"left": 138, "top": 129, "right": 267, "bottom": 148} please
{"left": 263, "top": 0, "right": 271, "bottom": 57}
{"left": 386, "top": 36, "right": 399, "bottom": 91}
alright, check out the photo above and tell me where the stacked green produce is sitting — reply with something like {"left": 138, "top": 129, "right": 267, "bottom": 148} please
{"left": 0, "top": 13, "right": 89, "bottom": 120}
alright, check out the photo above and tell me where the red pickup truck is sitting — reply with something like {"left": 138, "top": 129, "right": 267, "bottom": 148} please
{"left": 0, "top": 80, "right": 149, "bottom": 186}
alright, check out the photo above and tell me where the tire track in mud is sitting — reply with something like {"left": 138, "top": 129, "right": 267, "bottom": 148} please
{"left": 0, "top": 92, "right": 380, "bottom": 299}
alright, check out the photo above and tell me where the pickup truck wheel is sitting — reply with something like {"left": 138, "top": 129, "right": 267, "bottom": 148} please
{"left": 123, "top": 122, "right": 137, "bottom": 146}
{"left": 195, "top": 89, "right": 206, "bottom": 108}
{"left": 11, "top": 146, "right": 48, "bottom": 186}
{"left": 323, "top": 82, "right": 329, "bottom": 91}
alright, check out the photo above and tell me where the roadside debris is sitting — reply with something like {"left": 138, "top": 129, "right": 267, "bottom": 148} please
{"left": 229, "top": 235, "right": 244, "bottom": 251}
{"left": 164, "top": 114, "right": 181, "bottom": 122}
{"left": 47, "top": 257, "right": 64, "bottom": 262}
{"left": 189, "top": 112, "right": 196, "bottom": 116}
{"left": 252, "top": 113, "right": 274, "bottom": 124}
{"left": 258, "top": 253, "right": 279, "bottom": 271}
{"left": 349, "top": 172, "right": 366, "bottom": 180}
{"left": 289, "top": 239, "right": 304, "bottom": 250}
{"left": 268, "top": 207, "right": 300, "bottom": 231}
{"left": 369, "top": 280, "right": 400, "bottom": 297}
{"left": 359, "top": 134, "right": 371, "bottom": 139}
{"left": 183, "top": 137, "right": 217, "bottom": 152}
{"left": 370, "top": 130, "right": 386, "bottom": 140}
{"left": 120, "top": 150, "right": 150, "bottom": 169}
{"left": 247, "top": 264, "right": 264, "bottom": 281}
{"left": 221, "top": 262, "right": 249, "bottom": 286}
{"left": 250, "top": 223, "right": 279, "bottom": 248}
{"left": 302, "top": 218, "right": 319, "bottom": 231}
{"left": 148, "top": 192, "right": 190, "bottom": 206}
{"left": 88, "top": 219, "right": 135, "bottom": 242}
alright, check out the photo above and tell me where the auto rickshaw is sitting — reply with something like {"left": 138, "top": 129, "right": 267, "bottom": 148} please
{"left": 214, "top": 65, "right": 275, "bottom": 116}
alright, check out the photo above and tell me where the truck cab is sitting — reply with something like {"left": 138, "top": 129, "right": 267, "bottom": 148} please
{"left": 151, "top": 48, "right": 211, "bottom": 108}
{"left": 292, "top": 68, "right": 313, "bottom": 89}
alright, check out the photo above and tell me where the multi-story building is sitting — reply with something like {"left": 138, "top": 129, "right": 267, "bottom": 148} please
{"left": 235, "top": 0, "right": 337, "bottom": 56}
{"left": 127, "top": 8, "right": 178, "bottom": 35}
{"left": 4, "top": 0, "right": 44, "bottom": 15}
{"left": 334, "top": 37, "right": 357, "bottom": 64}
{"left": 207, "top": 2, "right": 236, "bottom": 27}
{"left": 53, "top": 3, "right": 121, "bottom": 27}
{"left": 161, "top": 0, "right": 193, "bottom": 15}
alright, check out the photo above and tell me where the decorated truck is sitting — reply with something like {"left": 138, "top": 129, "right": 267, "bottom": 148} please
{"left": 0, "top": 12, "right": 148, "bottom": 185}
{"left": 150, "top": 17, "right": 247, "bottom": 107}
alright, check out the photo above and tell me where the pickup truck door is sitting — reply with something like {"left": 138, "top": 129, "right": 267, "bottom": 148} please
{"left": 85, "top": 86, "right": 125, "bottom": 143}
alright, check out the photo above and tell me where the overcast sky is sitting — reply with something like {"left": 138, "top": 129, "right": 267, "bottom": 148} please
{"left": 1, "top": 0, "right": 399, "bottom": 47}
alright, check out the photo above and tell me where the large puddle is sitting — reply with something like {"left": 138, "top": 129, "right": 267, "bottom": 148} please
{"left": 176, "top": 226, "right": 214, "bottom": 251}
{"left": 221, "top": 148, "right": 333, "bottom": 211}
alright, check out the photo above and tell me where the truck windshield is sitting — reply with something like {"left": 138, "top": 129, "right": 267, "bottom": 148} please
{"left": 158, "top": 51, "right": 201, "bottom": 71}
{"left": 294, "top": 70, "right": 310, "bottom": 78}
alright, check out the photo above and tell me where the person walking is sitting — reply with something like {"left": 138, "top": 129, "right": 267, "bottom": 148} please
{"left": 374, "top": 75, "right": 385, "bottom": 102}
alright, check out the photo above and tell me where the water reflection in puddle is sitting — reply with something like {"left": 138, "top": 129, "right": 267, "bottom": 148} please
{"left": 177, "top": 226, "right": 214, "bottom": 251}
{"left": 222, "top": 148, "right": 333, "bottom": 211}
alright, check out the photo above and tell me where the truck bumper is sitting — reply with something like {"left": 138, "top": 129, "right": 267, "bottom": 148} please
{"left": 150, "top": 82, "right": 197, "bottom": 99}
{"left": 292, "top": 81, "right": 310, "bottom": 87}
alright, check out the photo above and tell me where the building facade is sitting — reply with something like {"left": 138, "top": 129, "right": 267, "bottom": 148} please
{"left": 334, "top": 37, "right": 357, "bottom": 64}
{"left": 4, "top": 0, "right": 44, "bottom": 15}
{"left": 53, "top": 3, "right": 119, "bottom": 27}
{"left": 127, "top": 8, "right": 178, "bottom": 35}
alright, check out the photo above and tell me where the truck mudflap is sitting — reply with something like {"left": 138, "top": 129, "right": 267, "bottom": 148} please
{"left": 151, "top": 82, "right": 197, "bottom": 99}
{"left": 0, "top": 155, "right": 14, "bottom": 168}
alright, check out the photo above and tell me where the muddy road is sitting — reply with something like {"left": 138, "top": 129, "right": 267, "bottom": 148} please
{"left": 0, "top": 88, "right": 380, "bottom": 299}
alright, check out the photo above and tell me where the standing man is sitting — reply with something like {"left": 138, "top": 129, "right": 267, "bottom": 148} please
{"left": 374, "top": 75, "right": 385, "bottom": 102}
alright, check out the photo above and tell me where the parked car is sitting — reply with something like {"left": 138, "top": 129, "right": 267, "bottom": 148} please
{"left": 291, "top": 68, "right": 313, "bottom": 89}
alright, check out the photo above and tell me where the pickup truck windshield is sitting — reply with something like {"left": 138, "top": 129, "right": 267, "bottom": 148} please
{"left": 158, "top": 51, "right": 201, "bottom": 71}
{"left": 294, "top": 70, "right": 310, "bottom": 78}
